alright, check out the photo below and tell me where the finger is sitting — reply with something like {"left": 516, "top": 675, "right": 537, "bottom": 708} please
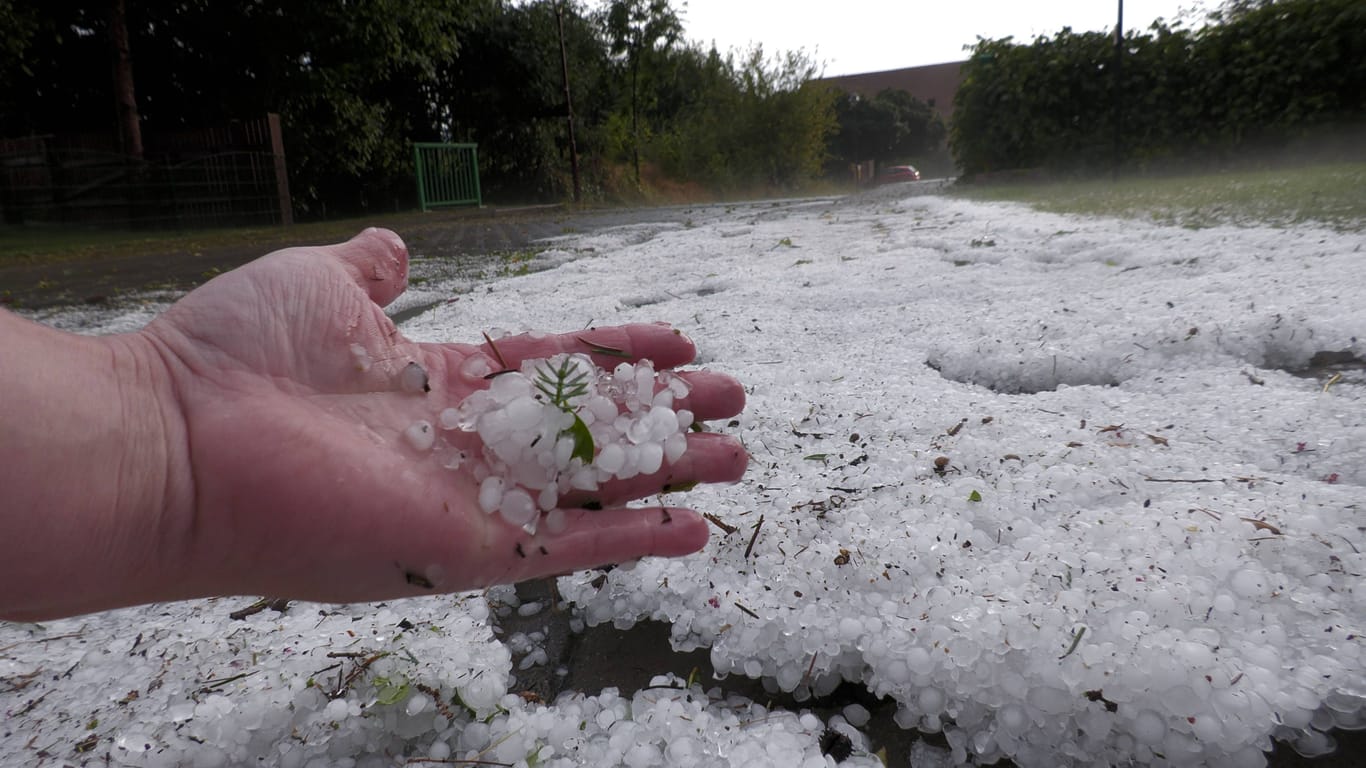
{"left": 497, "top": 506, "right": 710, "bottom": 583}
{"left": 433, "top": 340, "right": 742, "bottom": 416}
{"left": 672, "top": 370, "right": 746, "bottom": 422}
{"left": 486, "top": 323, "right": 697, "bottom": 371}
{"left": 333, "top": 227, "right": 410, "bottom": 308}
{"left": 561, "top": 432, "right": 748, "bottom": 508}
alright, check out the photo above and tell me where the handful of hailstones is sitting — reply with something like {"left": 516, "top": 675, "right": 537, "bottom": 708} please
{"left": 401, "top": 353, "right": 692, "bottom": 535}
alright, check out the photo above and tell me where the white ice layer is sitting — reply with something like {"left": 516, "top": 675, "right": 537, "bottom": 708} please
{"left": 410, "top": 192, "right": 1363, "bottom": 766}
{"left": 543, "top": 194, "right": 1366, "bottom": 767}
{"left": 10, "top": 190, "right": 1365, "bottom": 766}
{"left": 0, "top": 597, "right": 874, "bottom": 767}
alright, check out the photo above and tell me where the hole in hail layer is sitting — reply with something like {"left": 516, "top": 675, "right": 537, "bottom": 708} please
{"left": 1283, "top": 349, "right": 1366, "bottom": 385}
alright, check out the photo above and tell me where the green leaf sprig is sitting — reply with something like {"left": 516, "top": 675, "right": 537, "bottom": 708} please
{"left": 533, "top": 357, "right": 595, "bottom": 464}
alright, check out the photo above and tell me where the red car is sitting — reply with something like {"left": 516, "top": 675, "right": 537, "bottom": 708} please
{"left": 875, "top": 165, "right": 921, "bottom": 184}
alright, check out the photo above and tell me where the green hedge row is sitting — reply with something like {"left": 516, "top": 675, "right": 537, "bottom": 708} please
{"left": 951, "top": 0, "right": 1366, "bottom": 176}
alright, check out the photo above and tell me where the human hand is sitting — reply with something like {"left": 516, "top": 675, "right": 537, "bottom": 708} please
{"left": 141, "top": 228, "right": 746, "bottom": 605}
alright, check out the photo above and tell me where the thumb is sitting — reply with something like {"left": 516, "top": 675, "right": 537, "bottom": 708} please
{"left": 333, "top": 228, "right": 410, "bottom": 308}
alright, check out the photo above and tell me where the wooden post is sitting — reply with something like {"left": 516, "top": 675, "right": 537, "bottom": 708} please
{"left": 267, "top": 113, "right": 293, "bottom": 226}
{"left": 109, "top": 0, "right": 143, "bottom": 160}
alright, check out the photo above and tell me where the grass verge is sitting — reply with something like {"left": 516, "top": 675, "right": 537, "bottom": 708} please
{"left": 0, "top": 208, "right": 486, "bottom": 268}
{"left": 950, "top": 161, "right": 1366, "bottom": 231}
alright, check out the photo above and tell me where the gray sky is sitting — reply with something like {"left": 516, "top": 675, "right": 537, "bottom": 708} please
{"left": 679, "top": 0, "right": 1213, "bottom": 76}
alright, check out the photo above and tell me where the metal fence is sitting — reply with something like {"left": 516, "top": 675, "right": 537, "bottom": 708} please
{"left": 0, "top": 114, "right": 292, "bottom": 229}
{"left": 414, "top": 143, "right": 481, "bottom": 211}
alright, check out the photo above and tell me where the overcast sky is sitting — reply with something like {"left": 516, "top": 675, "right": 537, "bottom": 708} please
{"left": 679, "top": 0, "right": 1214, "bottom": 76}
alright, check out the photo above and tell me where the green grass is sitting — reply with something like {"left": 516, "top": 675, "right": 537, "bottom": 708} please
{"left": 951, "top": 162, "right": 1366, "bottom": 232}
{"left": 0, "top": 209, "right": 470, "bottom": 267}
{"left": 494, "top": 247, "right": 541, "bottom": 277}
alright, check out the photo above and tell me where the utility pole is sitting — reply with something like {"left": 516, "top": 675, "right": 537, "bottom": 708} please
{"left": 1113, "top": 0, "right": 1124, "bottom": 179}
{"left": 556, "top": 0, "right": 582, "bottom": 204}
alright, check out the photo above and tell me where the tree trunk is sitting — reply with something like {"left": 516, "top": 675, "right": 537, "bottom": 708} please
{"left": 109, "top": 0, "right": 143, "bottom": 159}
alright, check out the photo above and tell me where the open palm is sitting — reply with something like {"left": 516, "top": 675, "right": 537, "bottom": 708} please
{"left": 142, "top": 228, "right": 746, "bottom": 604}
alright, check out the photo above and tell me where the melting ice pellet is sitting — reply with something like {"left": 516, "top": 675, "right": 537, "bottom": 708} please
{"left": 479, "top": 477, "right": 505, "bottom": 514}
{"left": 543, "top": 508, "right": 567, "bottom": 534}
{"left": 460, "top": 355, "right": 493, "bottom": 380}
{"left": 399, "top": 361, "right": 430, "bottom": 393}
{"left": 404, "top": 694, "right": 429, "bottom": 717}
{"left": 349, "top": 343, "right": 372, "bottom": 372}
{"left": 637, "top": 442, "right": 664, "bottom": 475}
{"left": 404, "top": 421, "right": 435, "bottom": 451}
{"left": 498, "top": 488, "right": 537, "bottom": 528}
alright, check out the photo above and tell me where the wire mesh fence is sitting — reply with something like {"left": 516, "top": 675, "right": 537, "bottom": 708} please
{"left": 1, "top": 115, "right": 291, "bottom": 230}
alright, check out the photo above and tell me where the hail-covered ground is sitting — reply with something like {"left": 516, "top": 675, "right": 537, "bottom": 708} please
{"left": 4, "top": 187, "right": 1364, "bottom": 767}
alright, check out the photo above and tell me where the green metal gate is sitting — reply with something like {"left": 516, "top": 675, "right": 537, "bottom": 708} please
{"left": 414, "top": 142, "right": 481, "bottom": 211}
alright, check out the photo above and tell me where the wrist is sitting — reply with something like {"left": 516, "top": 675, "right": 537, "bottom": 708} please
{"left": 0, "top": 311, "right": 194, "bottom": 619}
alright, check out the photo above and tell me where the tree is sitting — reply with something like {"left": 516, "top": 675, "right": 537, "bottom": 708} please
{"left": 603, "top": 0, "right": 682, "bottom": 185}
{"left": 432, "top": 1, "right": 615, "bottom": 201}
{"left": 0, "top": 0, "right": 39, "bottom": 81}
{"left": 1, "top": 1, "right": 484, "bottom": 215}
{"left": 3, "top": 0, "right": 851, "bottom": 213}
{"left": 646, "top": 44, "right": 836, "bottom": 192}
{"left": 220, "top": 0, "right": 481, "bottom": 213}
{"left": 950, "top": 0, "right": 1365, "bottom": 177}
{"left": 832, "top": 88, "right": 946, "bottom": 168}
{"left": 1209, "top": 0, "right": 1280, "bottom": 21}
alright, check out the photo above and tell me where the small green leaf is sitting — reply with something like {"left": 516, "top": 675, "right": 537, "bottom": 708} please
{"left": 804, "top": 453, "right": 828, "bottom": 461}
{"left": 968, "top": 490, "right": 983, "bottom": 502}
{"left": 534, "top": 358, "right": 591, "bottom": 407}
{"left": 568, "top": 414, "right": 595, "bottom": 464}
{"left": 375, "top": 679, "right": 409, "bottom": 706}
